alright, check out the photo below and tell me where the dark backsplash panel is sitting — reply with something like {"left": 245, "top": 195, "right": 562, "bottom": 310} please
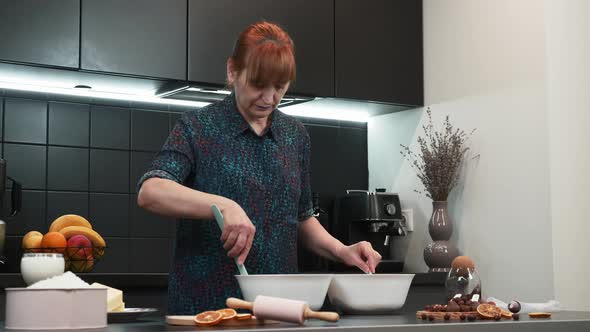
{"left": 0, "top": 89, "right": 367, "bottom": 274}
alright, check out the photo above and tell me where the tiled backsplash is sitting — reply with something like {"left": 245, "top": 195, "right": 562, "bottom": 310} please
{"left": 0, "top": 89, "right": 368, "bottom": 274}
{"left": 0, "top": 92, "right": 180, "bottom": 273}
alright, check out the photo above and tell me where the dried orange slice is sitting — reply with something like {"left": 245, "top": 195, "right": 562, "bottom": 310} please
{"left": 194, "top": 310, "right": 223, "bottom": 326}
{"left": 477, "top": 303, "right": 502, "bottom": 318}
{"left": 500, "top": 309, "right": 513, "bottom": 318}
{"left": 236, "top": 313, "right": 253, "bottom": 320}
{"left": 216, "top": 308, "right": 237, "bottom": 320}
{"left": 529, "top": 312, "right": 552, "bottom": 318}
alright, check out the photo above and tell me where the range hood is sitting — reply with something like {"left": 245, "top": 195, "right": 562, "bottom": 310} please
{"left": 155, "top": 81, "right": 315, "bottom": 108}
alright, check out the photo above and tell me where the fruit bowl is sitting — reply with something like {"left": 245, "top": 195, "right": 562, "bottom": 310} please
{"left": 22, "top": 246, "right": 106, "bottom": 273}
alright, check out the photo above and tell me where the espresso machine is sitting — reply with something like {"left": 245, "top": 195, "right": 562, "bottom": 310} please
{"left": 0, "top": 159, "right": 22, "bottom": 266}
{"left": 332, "top": 189, "right": 407, "bottom": 273}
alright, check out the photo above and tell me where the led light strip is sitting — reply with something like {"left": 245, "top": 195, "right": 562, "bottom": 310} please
{"left": 0, "top": 80, "right": 369, "bottom": 122}
{"left": 280, "top": 107, "right": 369, "bottom": 122}
{"left": 0, "top": 80, "right": 210, "bottom": 108}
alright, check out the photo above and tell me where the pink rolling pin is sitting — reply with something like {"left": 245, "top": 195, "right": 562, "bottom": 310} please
{"left": 226, "top": 296, "right": 340, "bottom": 324}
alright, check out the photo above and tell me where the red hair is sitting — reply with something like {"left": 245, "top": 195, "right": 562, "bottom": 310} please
{"left": 229, "top": 21, "right": 296, "bottom": 88}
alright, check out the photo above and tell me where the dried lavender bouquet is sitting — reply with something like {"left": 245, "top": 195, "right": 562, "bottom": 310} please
{"left": 400, "top": 108, "right": 475, "bottom": 201}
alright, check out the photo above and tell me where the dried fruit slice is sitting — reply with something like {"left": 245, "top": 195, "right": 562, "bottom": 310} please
{"left": 529, "top": 312, "right": 552, "bottom": 318}
{"left": 236, "top": 313, "right": 253, "bottom": 320}
{"left": 477, "top": 303, "right": 502, "bottom": 319}
{"left": 500, "top": 309, "right": 513, "bottom": 318}
{"left": 216, "top": 308, "right": 237, "bottom": 320}
{"left": 194, "top": 310, "right": 223, "bottom": 326}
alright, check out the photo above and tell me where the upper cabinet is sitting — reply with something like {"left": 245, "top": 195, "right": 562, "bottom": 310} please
{"left": 188, "top": 0, "right": 334, "bottom": 97}
{"left": 335, "top": 0, "right": 423, "bottom": 106}
{"left": 0, "top": 0, "right": 80, "bottom": 68}
{"left": 0, "top": 1, "right": 423, "bottom": 106}
{"left": 81, "top": 0, "right": 187, "bottom": 80}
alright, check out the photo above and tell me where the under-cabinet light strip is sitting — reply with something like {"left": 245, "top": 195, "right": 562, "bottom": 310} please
{"left": 0, "top": 80, "right": 369, "bottom": 122}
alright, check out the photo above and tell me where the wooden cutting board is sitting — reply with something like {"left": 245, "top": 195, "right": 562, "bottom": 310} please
{"left": 166, "top": 315, "right": 280, "bottom": 326}
{"left": 416, "top": 311, "right": 512, "bottom": 321}
{"left": 416, "top": 311, "right": 478, "bottom": 321}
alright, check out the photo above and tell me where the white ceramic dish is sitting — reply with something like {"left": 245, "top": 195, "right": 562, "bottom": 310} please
{"left": 235, "top": 274, "right": 333, "bottom": 311}
{"left": 327, "top": 274, "right": 415, "bottom": 313}
{"left": 5, "top": 288, "right": 107, "bottom": 330}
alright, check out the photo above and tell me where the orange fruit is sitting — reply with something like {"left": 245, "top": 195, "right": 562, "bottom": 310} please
{"left": 500, "top": 309, "right": 513, "bottom": 318}
{"left": 236, "top": 313, "right": 252, "bottom": 320}
{"left": 477, "top": 303, "right": 502, "bottom": 319}
{"left": 41, "top": 232, "right": 67, "bottom": 253}
{"left": 194, "top": 310, "right": 223, "bottom": 326}
{"left": 529, "top": 312, "right": 551, "bottom": 318}
{"left": 22, "top": 231, "right": 43, "bottom": 252}
{"left": 216, "top": 308, "right": 237, "bottom": 320}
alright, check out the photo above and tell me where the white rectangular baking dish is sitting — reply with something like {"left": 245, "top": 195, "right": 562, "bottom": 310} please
{"left": 5, "top": 288, "right": 107, "bottom": 330}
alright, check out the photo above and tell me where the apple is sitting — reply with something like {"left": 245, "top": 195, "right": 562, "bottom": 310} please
{"left": 67, "top": 235, "right": 92, "bottom": 259}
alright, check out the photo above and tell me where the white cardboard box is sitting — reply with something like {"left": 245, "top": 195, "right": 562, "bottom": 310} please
{"left": 4, "top": 288, "right": 107, "bottom": 330}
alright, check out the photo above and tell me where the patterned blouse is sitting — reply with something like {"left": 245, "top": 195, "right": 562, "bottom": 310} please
{"left": 138, "top": 93, "right": 314, "bottom": 314}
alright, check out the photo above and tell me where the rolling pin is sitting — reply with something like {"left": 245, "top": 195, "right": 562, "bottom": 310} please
{"left": 226, "top": 296, "right": 340, "bottom": 324}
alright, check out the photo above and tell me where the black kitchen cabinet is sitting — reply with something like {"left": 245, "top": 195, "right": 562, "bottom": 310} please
{"left": 188, "top": 0, "right": 334, "bottom": 97}
{"left": 81, "top": 0, "right": 187, "bottom": 80}
{"left": 0, "top": 0, "right": 80, "bottom": 68}
{"left": 335, "top": 0, "right": 423, "bottom": 105}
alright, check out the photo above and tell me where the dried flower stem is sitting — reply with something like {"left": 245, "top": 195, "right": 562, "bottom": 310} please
{"left": 400, "top": 108, "right": 475, "bottom": 201}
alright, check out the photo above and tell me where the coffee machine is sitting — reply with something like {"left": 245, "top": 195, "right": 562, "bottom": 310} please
{"left": 0, "top": 159, "right": 22, "bottom": 266}
{"left": 332, "top": 189, "right": 407, "bottom": 273}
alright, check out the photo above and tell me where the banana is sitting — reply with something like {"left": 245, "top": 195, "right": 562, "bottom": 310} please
{"left": 49, "top": 214, "right": 92, "bottom": 233}
{"left": 59, "top": 226, "right": 106, "bottom": 257}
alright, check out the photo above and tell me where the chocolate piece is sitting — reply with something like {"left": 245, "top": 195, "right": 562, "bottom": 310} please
{"left": 444, "top": 313, "right": 451, "bottom": 320}
{"left": 447, "top": 300, "right": 461, "bottom": 312}
{"left": 421, "top": 313, "right": 427, "bottom": 320}
{"left": 460, "top": 314, "right": 466, "bottom": 321}
{"left": 508, "top": 300, "right": 521, "bottom": 313}
{"left": 468, "top": 315, "right": 477, "bottom": 321}
{"left": 512, "top": 314, "right": 520, "bottom": 320}
{"left": 428, "top": 315, "right": 435, "bottom": 321}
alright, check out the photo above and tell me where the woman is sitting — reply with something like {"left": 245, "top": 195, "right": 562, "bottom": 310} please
{"left": 137, "top": 21, "right": 381, "bottom": 314}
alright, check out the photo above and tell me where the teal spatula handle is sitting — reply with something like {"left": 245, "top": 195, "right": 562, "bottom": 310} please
{"left": 211, "top": 204, "right": 249, "bottom": 275}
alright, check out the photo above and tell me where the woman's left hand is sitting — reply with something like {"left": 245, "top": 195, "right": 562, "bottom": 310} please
{"left": 336, "top": 241, "right": 382, "bottom": 274}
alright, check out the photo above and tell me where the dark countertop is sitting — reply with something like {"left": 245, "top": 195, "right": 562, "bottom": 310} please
{"left": 2, "top": 311, "right": 590, "bottom": 332}
{"left": 0, "top": 272, "right": 446, "bottom": 289}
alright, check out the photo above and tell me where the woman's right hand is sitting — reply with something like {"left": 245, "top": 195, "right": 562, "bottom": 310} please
{"left": 219, "top": 202, "right": 256, "bottom": 265}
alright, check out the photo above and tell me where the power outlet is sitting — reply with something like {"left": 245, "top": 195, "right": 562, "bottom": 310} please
{"left": 401, "top": 209, "right": 414, "bottom": 232}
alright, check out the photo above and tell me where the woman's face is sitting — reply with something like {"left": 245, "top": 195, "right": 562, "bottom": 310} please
{"left": 228, "top": 66, "right": 290, "bottom": 121}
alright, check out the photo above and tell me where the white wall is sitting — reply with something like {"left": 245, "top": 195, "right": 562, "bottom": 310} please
{"left": 369, "top": 0, "right": 555, "bottom": 302}
{"left": 545, "top": 0, "right": 590, "bottom": 311}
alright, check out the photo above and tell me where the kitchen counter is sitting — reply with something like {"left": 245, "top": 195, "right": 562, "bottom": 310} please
{"left": 0, "top": 273, "right": 447, "bottom": 322}
{"left": 2, "top": 311, "right": 590, "bottom": 331}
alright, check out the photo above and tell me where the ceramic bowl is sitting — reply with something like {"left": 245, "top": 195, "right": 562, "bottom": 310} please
{"left": 327, "top": 274, "right": 415, "bottom": 313}
{"left": 20, "top": 253, "right": 65, "bottom": 286}
{"left": 235, "top": 274, "right": 333, "bottom": 311}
